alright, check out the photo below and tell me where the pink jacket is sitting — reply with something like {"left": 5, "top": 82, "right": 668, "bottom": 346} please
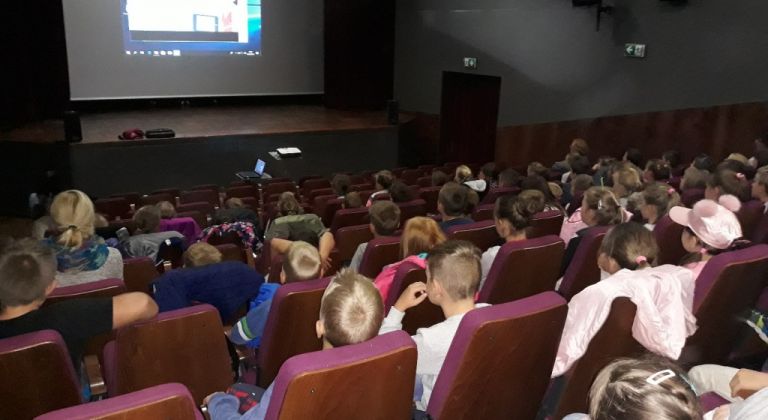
{"left": 374, "top": 255, "right": 427, "bottom": 303}
{"left": 552, "top": 265, "right": 697, "bottom": 377}
{"left": 559, "top": 208, "right": 634, "bottom": 246}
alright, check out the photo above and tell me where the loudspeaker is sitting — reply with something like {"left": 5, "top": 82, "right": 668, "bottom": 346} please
{"left": 64, "top": 110, "right": 82, "bottom": 143}
{"left": 386, "top": 100, "right": 399, "bottom": 125}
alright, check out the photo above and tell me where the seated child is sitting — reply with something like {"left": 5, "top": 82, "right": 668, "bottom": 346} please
{"left": 437, "top": 182, "right": 475, "bottom": 232}
{"left": 228, "top": 241, "right": 321, "bottom": 348}
{"left": 206, "top": 268, "right": 384, "bottom": 419}
{"left": 553, "top": 222, "right": 696, "bottom": 377}
{"left": 349, "top": 201, "right": 400, "bottom": 271}
{"left": 640, "top": 183, "right": 681, "bottom": 230}
{"left": 122, "top": 205, "right": 184, "bottom": 261}
{"left": 183, "top": 242, "right": 222, "bottom": 268}
{"left": 379, "top": 240, "right": 489, "bottom": 411}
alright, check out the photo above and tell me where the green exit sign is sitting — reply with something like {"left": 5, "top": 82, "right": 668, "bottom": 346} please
{"left": 625, "top": 43, "right": 647, "bottom": 58}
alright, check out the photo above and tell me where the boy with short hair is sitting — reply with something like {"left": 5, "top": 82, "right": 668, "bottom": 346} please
{"left": 437, "top": 182, "right": 475, "bottom": 232}
{"left": 349, "top": 201, "right": 401, "bottom": 271}
{"left": 379, "top": 240, "right": 489, "bottom": 411}
{"left": 207, "top": 269, "right": 384, "bottom": 419}
{"left": 183, "top": 242, "right": 223, "bottom": 268}
{"left": 228, "top": 241, "right": 322, "bottom": 348}
{"left": 752, "top": 166, "right": 768, "bottom": 214}
{"left": 0, "top": 239, "right": 158, "bottom": 371}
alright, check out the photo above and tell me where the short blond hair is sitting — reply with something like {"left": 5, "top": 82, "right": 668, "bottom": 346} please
{"left": 320, "top": 269, "right": 384, "bottom": 347}
{"left": 426, "top": 240, "right": 481, "bottom": 301}
{"left": 183, "top": 243, "right": 222, "bottom": 267}
{"left": 754, "top": 166, "right": 768, "bottom": 189}
{"left": 283, "top": 241, "right": 321, "bottom": 283}
{"left": 133, "top": 205, "right": 162, "bottom": 233}
{"left": 50, "top": 190, "right": 96, "bottom": 248}
{"left": 454, "top": 165, "right": 472, "bottom": 183}
{"left": 156, "top": 201, "right": 177, "bottom": 219}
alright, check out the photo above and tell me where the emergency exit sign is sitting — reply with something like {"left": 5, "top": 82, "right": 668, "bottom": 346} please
{"left": 625, "top": 43, "right": 647, "bottom": 58}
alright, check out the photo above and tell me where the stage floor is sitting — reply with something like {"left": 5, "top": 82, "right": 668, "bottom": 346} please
{"left": 1, "top": 105, "right": 396, "bottom": 144}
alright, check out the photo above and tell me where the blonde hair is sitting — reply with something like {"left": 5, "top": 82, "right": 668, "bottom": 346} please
{"left": 426, "top": 240, "right": 482, "bottom": 301}
{"left": 756, "top": 166, "right": 768, "bottom": 190}
{"left": 320, "top": 269, "right": 384, "bottom": 347}
{"left": 50, "top": 190, "right": 96, "bottom": 248}
{"left": 454, "top": 165, "right": 472, "bottom": 184}
{"left": 283, "top": 241, "right": 321, "bottom": 283}
{"left": 133, "top": 205, "right": 162, "bottom": 233}
{"left": 400, "top": 216, "right": 446, "bottom": 259}
{"left": 583, "top": 187, "right": 624, "bottom": 226}
{"left": 277, "top": 192, "right": 302, "bottom": 216}
{"left": 642, "top": 183, "right": 681, "bottom": 220}
{"left": 570, "top": 138, "right": 590, "bottom": 156}
{"left": 612, "top": 163, "right": 643, "bottom": 196}
{"left": 225, "top": 197, "right": 245, "bottom": 209}
{"left": 156, "top": 201, "right": 177, "bottom": 219}
{"left": 589, "top": 356, "right": 702, "bottom": 420}
{"left": 183, "top": 243, "right": 223, "bottom": 267}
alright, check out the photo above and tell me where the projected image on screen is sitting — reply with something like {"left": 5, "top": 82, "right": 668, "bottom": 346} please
{"left": 121, "top": 0, "right": 261, "bottom": 56}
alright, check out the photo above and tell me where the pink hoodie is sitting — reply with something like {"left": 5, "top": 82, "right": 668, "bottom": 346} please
{"left": 374, "top": 255, "right": 427, "bottom": 303}
{"left": 552, "top": 264, "right": 697, "bottom": 377}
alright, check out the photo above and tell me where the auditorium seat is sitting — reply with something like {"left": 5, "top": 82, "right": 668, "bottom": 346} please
{"left": 35, "top": 383, "right": 203, "bottom": 420}
{"left": 141, "top": 192, "right": 176, "bottom": 207}
{"left": 103, "top": 304, "right": 233, "bottom": 404}
{"left": 94, "top": 197, "right": 132, "bottom": 220}
{"left": 261, "top": 331, "right": 416, "bottom": 419}
{"left": 0, "top": 331, "right": 82, "bottom": 419}
{"left": 262, "top": 182, "right": 297, "bottom": 203}
{"left": 258, "top": 177, "right": 292, "bottom": 186}
{"left": 480, "top": 187, "right": 520, "bottom": 206}
{"left": 334, "top": 225, "right": 374, "bottom": 266}
{"left": 357, "top": 236, "right": 401, "bottom": 279}
{"left": 180, "top": 190, "right": 220, "bottom": 207}
{"left": 190, "top": 184, "right": 218, "bottom": 191}
{"left": 109, "top": 192, "right": 141, "bottom": 206}
{"left": 400, "top": 169, "right": 422, "bottom": 185}
{"left": 653, "top": 215, "right": 687, "bottom": 265}
{"left": 214, "top": 243, "right": 248, "bottom": 265}
{"left": 752, "top": 214, "right": 768, "bottom": 244}
{"left": 417, "top": 164, "right": 437, "bottom": 174}
{"left": 472, "top": 203, "right": 495, "bottom": 221}
{"left": 308, "top": 187, "right": 335, "bottom": 202}
{"left": 45, "top": 278, "right": 126, "bottom": 306}
{"left": 176, "top": 202, "right": 214, "bottom": 219}
{"left": 225, "top": 185, "right": 258, "bottom": 201}
{"left": 737, "top": 200, "right": 765, "bottom": 237}
{"left": 156, "top": 237, "right": 185, "bottom": 269}
{"left": 301, "top": 178, "right": 331, "bottom": 198}
{"left": 257, "top": 277, "right": 331, "bottom": 388}
{"left": 417, "top": 176, "right": 432, "bottom": 188}
{"left": 680, "top": 244, "right": 768, "bottom": 366}
{"left": 558, "top": 225, "right": 611, "bottom": 300}
{"left": 109, "top": 219, "right": 137, "bottom": 235}
{"left": 123, "top": 257, "right": 159, "bottom": 293}
{"left": 478, "top": 236, "right": 565, "bottom": 305}
{"left": 318, "top": 197, "right": 344, "bottom": 227}
{"left": 529, "top": 210, "right": 565, "bottom": 238}
{"left": 396, "top": 199, "right": 427, "bottom": 224}
{"left": 426, "top": 293, "right": 568, "bottom": 420}
{"left": 150, "top": 188, "right": 180, "bottom": 199}
{"left": 176, "top": 210, "right": 207, "bottom": 229}
{"left": 418, "top": 186, "right": 441, "bottom": 214}
{"left": 330, "top": 207, "right": 369, "bottom": 233}
{"left": 681, "top": 188, "right": 705, "bottom": 208}
{"left": 446, "top": 220, "right": 501, "bottom": 252}
{"left": 552, "top": 298, "right": 643, "bottom": 418}
{"left": 387, "top": 261, "right": 444, "bottom": 335}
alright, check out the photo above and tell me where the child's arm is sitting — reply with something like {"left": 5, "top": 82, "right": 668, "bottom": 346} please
{"left": 318, "top": 232, "right": 335, "bottom": 272}
{"left": 112, "top": 292, "right": 158, "bottom": 329}
{"left": 379, "top": 282, "right": 428, "bottom": 335}
{"left": 730, "top": 369, "right": 768, "bottom": 399}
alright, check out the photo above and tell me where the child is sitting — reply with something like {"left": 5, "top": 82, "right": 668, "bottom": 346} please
{"left": 553, "top": 222, "right": 696, "bottom": 377}
{"left": 331, "top": 174, "right": 351, "bottom": 199}
{"left": 123, "top": 205, "right": 185, "bottom": 260}
{"left": 349, "top": 201, "right": 401, "bottom": 271}
{"left": 640, "top": 183, "right": 681, "bottom": 230}
{"left": 437, "top": 182, "right": 475, "bottom": 232}
{"left": 374, "top": 216, "right": 446, "bottom": 302}
{"left": 206, "top": 269, "right": 384, "bottom": 419}
{"left": 379, "top": 240, "right": 489, "bottom": 411}
{"left": 156, "top": 201, "right": 177, "bottom": 219}
{"left": 366, "top": 170, "right": 394, "bottom": 207}
{"left": 0, "top": 239, "right": 158, "bottom": 373}
{"left": 669, "top": 195, "right": 749, "bottom": 280}
{"left": 342, "top": 191, "right": 363, "bottom": 209}
{"left": 479, "top": 194, "right": 539, "bottom": 288}
{"left": 705, "top": 169, "right": 750, "bottom": 202}
{"left": 228, "top": 241, "right": 321, "bottom": 348}
{"left": 431, "top": 170, "right": 449, "bottom": 187}
{"left": 753, "top": 166, "right": 768, "bottom": 214}
{"left": 563, "top": 356, "right": 702, "bottom": 420}
{"left": 643, "top": 158, "right": 672, "bottom": 184}
{"left": 183, "top": 242, "right": 223, "bottom": 268}
{"left": 612, "top": 162, "right": 643, "bottom": 208}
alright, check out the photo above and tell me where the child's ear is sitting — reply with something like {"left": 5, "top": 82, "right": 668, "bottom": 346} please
{"left": 279, "top": 270, "right": 287, "bottom": 284}
{"left": 315, "top": 320, "right": 325, "bottom": 339}
{"left": 44, "top": 280, "right": 58, "bottom": 297}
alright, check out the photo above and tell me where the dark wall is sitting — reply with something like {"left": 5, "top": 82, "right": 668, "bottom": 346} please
{"left": 394, "top": 0, "right": 768, "bottom": 125}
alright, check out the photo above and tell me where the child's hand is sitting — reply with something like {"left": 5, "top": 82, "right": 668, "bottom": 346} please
{"left": 203, "top": 392, "right": 225, "bottom": 405}
{"left": 729, "top": 369, "right": 768, "bottom": 399}
{"left": 394, "top": 282, "right": 428, "bottom": 312}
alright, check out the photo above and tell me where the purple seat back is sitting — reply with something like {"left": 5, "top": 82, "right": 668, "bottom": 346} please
{"left": 426, "top": 292, "right": 568, "bottom": 420}
{"left": 400, "top": 169, "right": 422, "bottom": 185}
{"left": 681, "top": 188, "right": 705, "bottom": 208}
{"left": 529, "top": 210, "right": 565, "bottom": 238}
{"left": 472, "top": 203, "right": 495, "bottom": 221}
{"left": 141, "top": 192, "right": 174, "bottom": 206}
{"left": 46, "top": 278, "right": 126, "bottom": 306}
{"left": 0, "top": 330, "right": 82, "bottom": 419}
{"left": 257, "top": 277, "right": 332, "bottom": 388}
{"left": 176, "top": 201, "right": 215, "bottom": 219}
{"left": 680, "top": 244, "right": 768, "bottom": 365}
{"left": 653, "top": 214, "right": 688, "bottom": 265}
{"left": 479, "top": 235, "right": 565, "bottom": 304}
{"left": 737, "top": 200, "right": 765, "bottom": 237}
{"left": 386, "top": 262, "right": 445, "bottom": 335}
{"left": 180, "top": 189, "right": 219, "bottom": 207}
{"left": 159, "top": 217, "right": 201, "bottom": 245}
{"left": 418, "top": 186, "right": 441, "bottom": 214}
{"left": 330, "top": 207, "right": 370, "bottom": 233}
{"left": 480, "top": 187, "right": 520, "bottom": 205}
{"left": 35, "top": 383, "right": 203, "bottom": 420}
{"left": 264, "top": 331, "right": 417, "bottom": 420}
{"left": 94, "top": 197, "right": 132, "bottom": 220}
{"left": 558, "top": 225, "right": 611, "bottom": 300}
{"left": 334, "top": 225, "right": 374, "bottom": 266}
{"left": 699, "top": 392, "right": 730, "bottom": 412}
{"left": 397, "top": 199, "right": 427, "bottom": 224}
{"left": 753, "top": 213, "right": 768, "bottom": 244}
{"left": 123, "top": 257, "right": 159, "bottom": 293}
{"left": 446, "top": 220, "right": 502, "bottom": 252}
{"left": 103, "top": 304, "right": 232, "bottom": 404}
{"left": 358, "top": 235, "right": 402, "bottom": 278}
{"left": 225, "top": 185, "right": 257, "bottom": 200}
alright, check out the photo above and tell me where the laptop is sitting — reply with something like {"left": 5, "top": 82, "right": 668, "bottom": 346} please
{"left": 236, "top": 159, "right": 269, "bottom": 180}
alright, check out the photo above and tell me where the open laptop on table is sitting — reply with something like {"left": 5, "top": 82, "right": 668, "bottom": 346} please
{"left": 236, "top": 159, "right": 271, "bottom": 181}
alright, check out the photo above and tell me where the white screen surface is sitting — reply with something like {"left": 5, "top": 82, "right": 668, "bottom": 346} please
{"left": 62, "top": 0, "right": 323, "bottom": 100}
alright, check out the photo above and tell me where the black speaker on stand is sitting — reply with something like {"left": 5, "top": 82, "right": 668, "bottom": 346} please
{"left": 64, "top": 110, "right": 82, "bottom": 143}
{"left": 386, "top": 99, "right": 399, "bottom": 125}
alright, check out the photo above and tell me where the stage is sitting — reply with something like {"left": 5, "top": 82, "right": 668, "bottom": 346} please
{"left": 0, "top": 105, "right": 404, "bottom": 199}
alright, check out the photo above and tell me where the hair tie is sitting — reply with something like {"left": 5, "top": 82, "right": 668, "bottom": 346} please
{"left": 597, "top": 199, "right": 604, "bottom": 210}
{"left": 67, "top": 225, "right": 78, "bottom": 231}
{"left": 667, "top": 187, "right": 675, "bottom": 195}
{"left": 635, "top": 255, "right": 648, "bottom": 265}
{"left": 699, "top": 248, "right": 708, "bottom": 255}
{"left": 736, "top": 172, "right": 746, "bottom": 180}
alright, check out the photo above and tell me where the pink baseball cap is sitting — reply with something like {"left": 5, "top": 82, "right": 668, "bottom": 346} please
{"left": 669, "top": 195, "right": 743, "bottom": 249}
